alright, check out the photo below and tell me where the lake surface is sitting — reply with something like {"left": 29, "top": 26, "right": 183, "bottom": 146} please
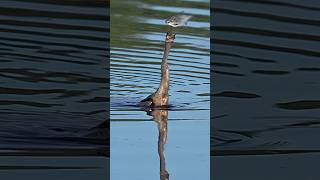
{"left": 0, "top": 0, "right": 108, "bottom": 179}
{"left": 110, "top": 0, "right": 210, "bottom": 179}
{"left": 212, "top": 0, "right": 320, "bottom": 179}
{"left": 3, "top": 0, "right": 318, "bottom": 179}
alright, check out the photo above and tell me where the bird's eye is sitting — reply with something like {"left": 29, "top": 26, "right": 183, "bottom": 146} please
{"left": 174, "top": 23, "right": 178, "bottom": 26}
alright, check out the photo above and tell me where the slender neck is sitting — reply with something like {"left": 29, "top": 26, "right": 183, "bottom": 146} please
{"left": 158, "top": 33, "right": 174, "bottom": 94}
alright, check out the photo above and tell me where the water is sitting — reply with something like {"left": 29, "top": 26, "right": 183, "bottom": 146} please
{"left": 110, "top": 0, "right": 210, "bottom": 179}
{"left": 0, "top": 0, "right": 108, "bottom": 179}
{"left": 0, "top": 156, "right": 108, "bottom": 180}
{"left": 212, "top": 0, "right": 320, "bottom": 179}
{"left": 3, "top": 0, "right": 317, "bottom": 179}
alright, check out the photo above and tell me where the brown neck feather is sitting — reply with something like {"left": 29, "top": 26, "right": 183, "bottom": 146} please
{"left": 158, "top": 41, "right": 171, "bottom": 95}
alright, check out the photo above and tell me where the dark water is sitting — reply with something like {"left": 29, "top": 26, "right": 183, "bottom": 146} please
{"left": 110, "top": 0, "right": 210, "bottom": 179}
{"left": 212, "top": 0, "right": 320, "bottom": 179}
{"left": 0, "top": 0, "right": 108, "bottom": 179}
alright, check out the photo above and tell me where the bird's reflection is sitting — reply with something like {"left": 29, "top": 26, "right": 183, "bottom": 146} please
{"left": 147, "top": 108, "right": 169, "bottom": 180}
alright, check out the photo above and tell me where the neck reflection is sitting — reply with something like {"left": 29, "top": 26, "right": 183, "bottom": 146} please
{"left": 147, "top": 109, "right": 169, "bottom": 180}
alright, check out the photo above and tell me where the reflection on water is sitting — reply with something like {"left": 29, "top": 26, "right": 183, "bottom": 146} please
{"left": 149, "top": 109, "right": 169, "bottom": 180}
{"left": 111, "top": 0, "right": 210, "bottom": 179}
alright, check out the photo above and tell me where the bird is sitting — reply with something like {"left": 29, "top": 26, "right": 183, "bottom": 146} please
{"left": 165, "top": 13, "right": 192, "bottom": 27}
{"left": 138, "top": 40, "right": 170, "bottom": 108}
{"left": 138, "top": 14, "right": 191, "bottom": 108}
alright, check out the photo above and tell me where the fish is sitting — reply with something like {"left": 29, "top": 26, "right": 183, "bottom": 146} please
{"left": 165, "top": 14, "right": 192, "bottom": 27}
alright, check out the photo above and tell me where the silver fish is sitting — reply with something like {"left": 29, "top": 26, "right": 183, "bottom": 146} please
{"left": 165, "top": 14, "right": 192, "bottom": 27}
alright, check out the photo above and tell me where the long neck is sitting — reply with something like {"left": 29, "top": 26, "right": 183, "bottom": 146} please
{"left": 158, "top": 40, "right": 172, "bottom": 94}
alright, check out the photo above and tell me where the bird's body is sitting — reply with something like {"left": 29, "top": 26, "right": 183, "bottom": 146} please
{"left": 139, "top": 14, "right": 191, "bottom": 108}
{"left": 165, "top": 14, "right": 192, "bottom": 27}
{"left": 138, "top": 32, "right": 173, "bottom": 108}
